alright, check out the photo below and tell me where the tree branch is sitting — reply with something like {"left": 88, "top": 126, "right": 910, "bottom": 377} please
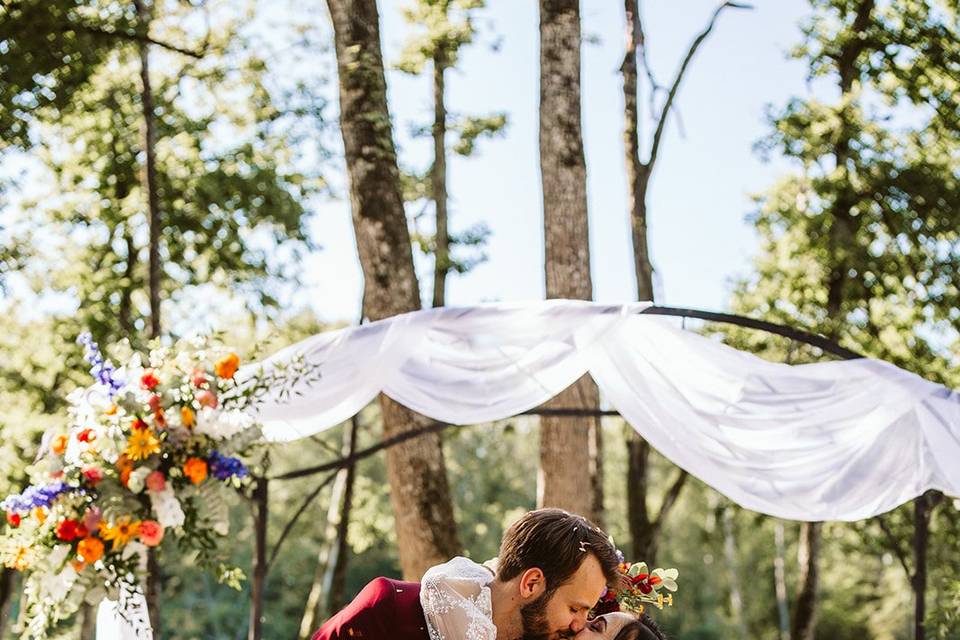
{"left": 654, "top": 468, "right": 689, "bottom": 525}
{"left": 876, "top": 514, "right": 912, "bottom": 580}
{"left": 266, "top": 471, "right": 339, "bottom": 572}
{"left": 647, "top": 1, "right": 752, "bottom": 172}
{"left": 68, "top": 22, "right": 205, "bottom": 58}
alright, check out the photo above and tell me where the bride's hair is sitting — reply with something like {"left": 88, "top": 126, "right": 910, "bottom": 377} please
{"left": 614, "top": 614, "right": 668, "bottom": 640}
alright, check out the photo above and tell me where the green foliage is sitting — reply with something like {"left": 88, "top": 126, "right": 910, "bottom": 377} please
{"left": 728, "top": 1, "right": 960, "bottom": 636}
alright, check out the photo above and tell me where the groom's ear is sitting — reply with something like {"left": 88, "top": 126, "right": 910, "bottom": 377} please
{"left": 518, "top": 567, "right": 546, "bottom": 599}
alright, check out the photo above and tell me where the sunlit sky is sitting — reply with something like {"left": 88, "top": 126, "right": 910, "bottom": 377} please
{"left": 299, "top": 0, "right": 813, "bottom": 323}
{"left": 2, "top": 0, "right": 820, "bottom": 329}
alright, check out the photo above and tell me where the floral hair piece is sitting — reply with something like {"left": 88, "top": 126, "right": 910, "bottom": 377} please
{"left": 590, "top": 547, "right": 679, "bottom": 618}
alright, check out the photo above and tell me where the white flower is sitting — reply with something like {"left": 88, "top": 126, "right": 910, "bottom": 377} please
{"left": 149, "top": 486, "right": 185, "bottom": 529}
{"left": 122, "top": 541, "right": 149, "bottom": 573}
{"left": 195, "top": 408, "right": 254, "bottom": 440}
{"left": 127, "top": 467, "right": 153, "bottom": 494}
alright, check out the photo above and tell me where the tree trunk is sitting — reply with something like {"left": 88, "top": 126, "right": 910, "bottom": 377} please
{"left": 722, "top": 505, "right": 747, "bottom": 637}
{"left": 248, "top": 478, "right": 268, "bottom": 640}
{"left": 790, "top": 521, "right": 820, "bottom": 640}
{"left": 537, "top": 0, "right": 603, "bottom": 526}
{"left": 80, "top": 602, "right": 97, "bottom": 639}
{"left": 0, "top": 567, "right": 16, "bottom": 638}
{"left": 134, "top": 0, "right": 162, "bottom": 340}
{"left": 774, "top": 521, "right": 791, "bottom": 640}
{"left": 326, "top": 0, "right": 461, "bottom": 580}
{"left": 431, "top": 51, "right": 449, "bottom": 309}
{"left": 326, "top": 420, "right": 359, "bottom": 614}
{"left": 298, "top": 418, "right": 358, "bottom": 639}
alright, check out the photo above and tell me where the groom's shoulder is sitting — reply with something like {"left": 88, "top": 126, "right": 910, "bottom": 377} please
{"left": 311, "top": 577, "right": 427, "bottom": 640}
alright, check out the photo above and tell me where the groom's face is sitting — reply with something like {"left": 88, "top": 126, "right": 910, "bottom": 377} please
{"left": 521, "top": 553, "right": 608, "bottom": 640}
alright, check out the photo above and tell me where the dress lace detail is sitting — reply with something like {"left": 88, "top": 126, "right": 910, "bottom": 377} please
{"left": 420, "top": 557, "right": 497, "bottom": 640}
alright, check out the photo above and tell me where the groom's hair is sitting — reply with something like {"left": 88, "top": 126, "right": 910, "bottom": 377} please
{"left": 497, "top": 508, "right": 620, "bottom": 590}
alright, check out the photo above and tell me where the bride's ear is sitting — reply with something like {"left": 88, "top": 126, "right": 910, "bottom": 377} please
{"left": 518, "top": 567, "right": 546, "bottom": 599}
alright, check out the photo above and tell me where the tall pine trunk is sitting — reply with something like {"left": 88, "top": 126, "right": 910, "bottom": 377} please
{"left": 432, "top": 51, "right": 449, "bottom": 308}
{"left": 326, "top": 0, "right": 461, "bottom": 580}
{"left": 537, "top": 0, "right": 603, "bottom": 526}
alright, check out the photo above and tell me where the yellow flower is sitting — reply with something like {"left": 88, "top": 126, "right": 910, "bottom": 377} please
{"left": 100, "top": 517, "right": 141, "bottom": 551}
{"left": 10, "top": 545, "right": 33, "bottom": 570}
{"left": 124, "top": 429, "right": 161, "bottom": 461}
{"left": 181, "top": 406, "right": 195, "bottom": 428}
{"left": 214, "top": 353, "right": 240, "bottom": 379}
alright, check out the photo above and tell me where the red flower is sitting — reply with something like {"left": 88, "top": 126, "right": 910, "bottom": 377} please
{"left": 82, "top": 467, "right": 105, "bottom": 486}
{"left": 141, "top": 371, "right": 160, "bottom": 390}
{"left": 77, "top": 428, "right": 96, "bottom": 443}
{"left": 148, "top": 394, "right": 163, "bottom": 413}
{"left": 192, "top": 370, "right": 207, "bottom": 388}
{"left": 6, "top": 512, "right": 21, "bottom": 528}
{"left": 56, "top": 519, "right": 82, "bottom": 542}
{"left": 131, "top": 418, "right": 149, "bottom": 431}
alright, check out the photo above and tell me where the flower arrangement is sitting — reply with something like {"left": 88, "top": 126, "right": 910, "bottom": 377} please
{"left": 591, "top": 549, "right": 679, "bottom": 618}
{"left": 0, "top": 333, "right": 315, "bottom": 638}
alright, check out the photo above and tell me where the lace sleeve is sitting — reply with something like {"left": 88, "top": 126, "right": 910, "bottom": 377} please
{"left": 420, "top": 557, "right": 497, "bottom": 640}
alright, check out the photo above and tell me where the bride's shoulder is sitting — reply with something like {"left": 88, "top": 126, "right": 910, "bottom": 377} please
{"left": 422, "top": 556, "right": 495, "bottom": 600}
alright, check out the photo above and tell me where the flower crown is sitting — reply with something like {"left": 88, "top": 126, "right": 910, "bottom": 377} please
{"left": 590, "top": 549, "right": 679, "bottom": 618}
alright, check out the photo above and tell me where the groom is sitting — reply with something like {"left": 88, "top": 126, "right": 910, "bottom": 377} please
{"left": 311, "top": 508, "right": 621, "bottom": 640}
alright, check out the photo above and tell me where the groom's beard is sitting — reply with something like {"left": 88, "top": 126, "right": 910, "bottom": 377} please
{"left": 520, "top": 591, "right": 575, "bottom": 640}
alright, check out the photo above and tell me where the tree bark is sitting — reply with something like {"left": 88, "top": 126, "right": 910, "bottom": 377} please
{"left": 432, "top": 51, "right": 449, "bottom": 308}
{"left": 0, "top": 567, "right": 16, "bottom": 638}
{"left": 248, "top": 478, "right": 268, "bottom": 640}
{"left": 722, "top": 505, "right": 747, "bottom": 637}
{"left": 537, "top": 0, "right": 603, "bottom": 526}
{"left": 326, "top": 0, "right": 461, "bottom": 580}
{"left": 774, "top": 521, "right": 791, "bottom": 640}
{"left": 133, "top": 0, "right": 162, "bottom": 340}
{"left": 298, "top": 418, "right": 358, "bottom": 639}
{"left": 326, "top": 419, "right": 359, "bottom": 614}
{"left": 790, "top": 521, "right": 820, "bottom": 640}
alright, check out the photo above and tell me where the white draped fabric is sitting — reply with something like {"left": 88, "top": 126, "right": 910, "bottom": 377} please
{"left": 249, "top": 300, "right": 960, "bottom": 522}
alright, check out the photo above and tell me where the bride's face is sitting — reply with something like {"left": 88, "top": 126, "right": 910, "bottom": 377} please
{"left": 573, "top": 612, "right": 637, "bottom": 639}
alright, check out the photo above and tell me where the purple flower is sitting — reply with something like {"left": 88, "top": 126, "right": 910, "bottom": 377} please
{"left": 208, "top": 451, "right": 248, "bottom": 481}
{"left": 77, "top": 333, "right": 125, "bottom": 396}
{"left": 1, "top": 481, "right": 73, "bottom": 514}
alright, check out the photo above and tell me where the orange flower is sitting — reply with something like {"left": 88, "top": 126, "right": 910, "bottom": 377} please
{"left": 214, "top": 353, "right": 240, "bottom": 379}
{"left": 33, "top": 507, "right": 46, "bottom": 524}
{"left": 52, "top": 434, "right": 68, "bottom": 456}
{"left": 181, "top": 406, "right": 196, "bottom": 428}
{"left": 71, "top": 560, "right": 85, "bottom": 573}
{"left": 105, "top": 404, "right": 118, "bottom": 416}
{"left": 77, "top": 537, "right": 104, "bottom": 563}
{"left": 183, "top": 457, "right": 208, "bottom": 485}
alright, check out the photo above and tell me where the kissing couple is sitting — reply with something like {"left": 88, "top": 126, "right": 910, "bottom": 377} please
{"left": 311, "top": 508, "right": 669, "bottom": 640}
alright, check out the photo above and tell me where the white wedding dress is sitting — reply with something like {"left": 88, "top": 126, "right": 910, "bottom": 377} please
{"left": 420, "top": 556, "right": 498, "bottom": 640}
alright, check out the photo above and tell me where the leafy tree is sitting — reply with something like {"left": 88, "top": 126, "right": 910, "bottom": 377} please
{"left": 730, "top": 1, "right": 960, "bottom": 637}
{"left": 395, "top": 0, "right": 506, "bottom": 307}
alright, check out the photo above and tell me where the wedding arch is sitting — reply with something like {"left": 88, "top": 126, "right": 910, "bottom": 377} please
{"left": 243, "top": 300, "right": 958, "bottom": 640}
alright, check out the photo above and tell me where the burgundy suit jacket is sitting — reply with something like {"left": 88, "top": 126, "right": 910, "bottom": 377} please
{"left": 311, "top": 577, "right": 430, "bottom": 640}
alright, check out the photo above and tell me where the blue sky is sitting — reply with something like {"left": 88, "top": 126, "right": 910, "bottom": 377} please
{"left": 301, "top": 0, "right": 813, "bottom": 322}
{"left": 1, "top": 0, "right": 817, "bottom": 329}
